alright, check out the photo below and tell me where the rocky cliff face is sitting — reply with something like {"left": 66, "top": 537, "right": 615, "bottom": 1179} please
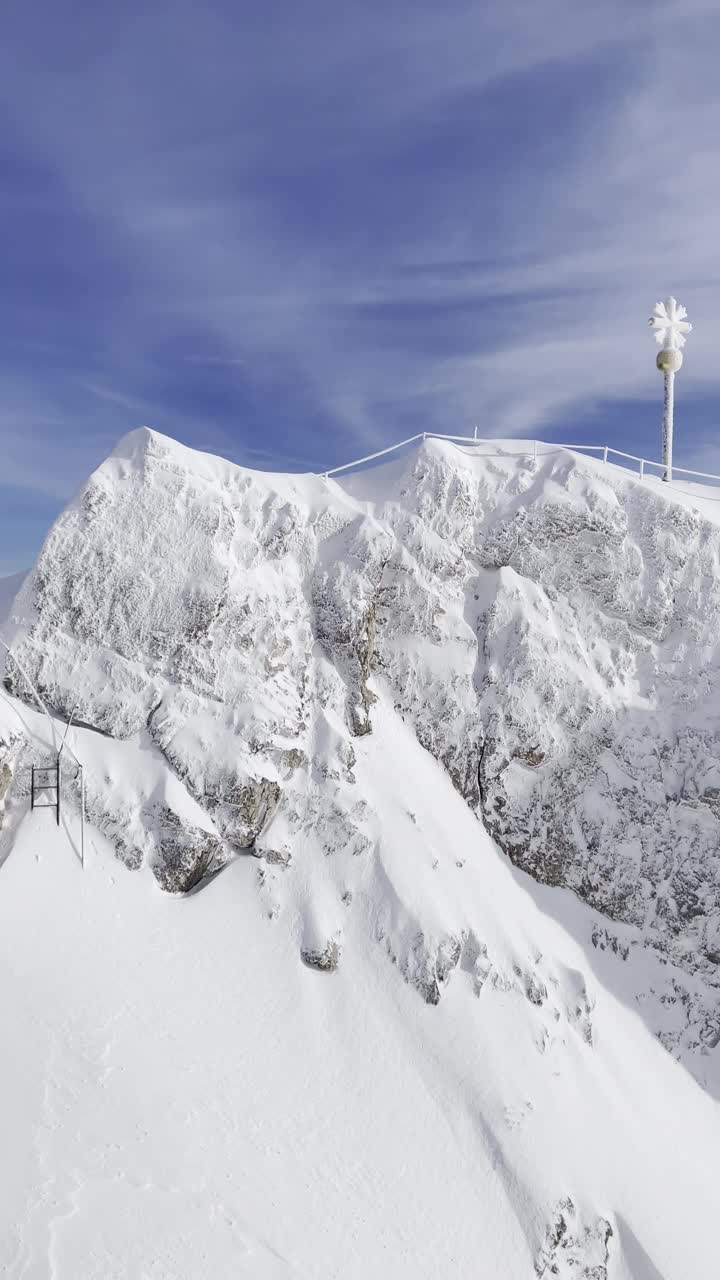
{"left": 3, "top": 428, "right": 720, "bottom": 1042}
{"left": 356, "top": 445, "right": 720, "bottom": 990}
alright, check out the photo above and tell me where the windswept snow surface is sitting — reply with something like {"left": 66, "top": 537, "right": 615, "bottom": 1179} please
{"left": 1, "top": 693, "right": 719, "bottom": 1279}
{"left": 2, "top": 428, "right": 720, "bottom": 1275}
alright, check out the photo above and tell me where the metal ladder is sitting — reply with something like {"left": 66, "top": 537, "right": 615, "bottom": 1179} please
{"left": 30, "top": 758, "right": 60, "bottom": 826}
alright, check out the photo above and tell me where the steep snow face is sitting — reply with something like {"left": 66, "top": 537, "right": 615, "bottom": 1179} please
{"left": 3, "top": 429, "right": 720, "bottom": 1050}
{"left": 1, "top": 691, "right": 720, "bottom": 1280}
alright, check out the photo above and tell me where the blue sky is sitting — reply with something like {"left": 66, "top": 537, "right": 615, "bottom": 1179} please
{"left": 2, "top": 0, "right": 720, "bottom": 571}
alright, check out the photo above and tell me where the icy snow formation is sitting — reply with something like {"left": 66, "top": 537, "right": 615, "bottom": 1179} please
{"left": 3, "top": 428, "right": 720, "bottom": 1049}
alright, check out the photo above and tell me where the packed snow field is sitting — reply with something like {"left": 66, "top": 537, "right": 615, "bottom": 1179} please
{"left": 1, "top": 430, "right": 720, "bottom": 1277}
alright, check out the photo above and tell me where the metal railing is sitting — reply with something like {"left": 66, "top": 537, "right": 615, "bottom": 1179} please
{"left": 319, "top": 431, "right": 720, "bottom": 489}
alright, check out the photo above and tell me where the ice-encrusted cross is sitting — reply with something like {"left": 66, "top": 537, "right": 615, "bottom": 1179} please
{"left": 648, "top": 297, "right": 692, "bottom": 351}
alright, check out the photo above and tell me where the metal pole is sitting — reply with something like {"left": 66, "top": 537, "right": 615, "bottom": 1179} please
{"left": 662, "top": 370, "right": 674, "bottom": 482}
{"left": 80, "top": 766, "right": 85, "bottom": 868}
{"left": 649, "top": 299, "right": 691, "bottom": 484}
{"left": 56, "top": 754, "right": 61, "bottom": 826}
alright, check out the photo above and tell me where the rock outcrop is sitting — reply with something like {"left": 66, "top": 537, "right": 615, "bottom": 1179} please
{"left": 150, "top": 806, "right": 225, "bottom": 894}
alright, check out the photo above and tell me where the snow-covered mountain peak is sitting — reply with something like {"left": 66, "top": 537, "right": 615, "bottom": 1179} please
{"left": 4, "top": 432, "right": 720, "bottom": 950}
{"left": 2, "top": 429, "right": 720, "bottom": 1275}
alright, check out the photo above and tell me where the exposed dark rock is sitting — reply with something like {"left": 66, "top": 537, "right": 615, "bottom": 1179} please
{"left": 312, "top": 519, "right": 391, "bottom": 737}
{"left": 205, "top": 775, "right": 281, "bottom": 849}
{"left": 151, "top": 807, "right": 226, "bottom": 894}
{"left": 257, "top": 845, "right": 292, "bottom": 867}
{"left": 402, "top": 933, "right": 462, "bottom": 1005}
{"left": 535, "top": 1197, "right": 613, "bottom": 1279}
{"left": 351, "top": 600, "right": 378, "bottom": 737}
{"left": 279, "top": 747, "right": 307, "bottom": 774}
{"left": 301, "top": 939, "right": 340, "bottom": 972}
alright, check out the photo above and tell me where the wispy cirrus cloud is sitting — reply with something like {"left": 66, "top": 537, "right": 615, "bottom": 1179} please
{"left": 0, "top": 0, "right": 720, "bottom": 569}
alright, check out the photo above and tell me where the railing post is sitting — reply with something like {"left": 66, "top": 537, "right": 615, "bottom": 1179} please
{"left": 533, "top": 439, "right": 538, "bottom": 464}
{"left": 639, "top": 458, "right": 645, "bottom": 481}
{"left": 473, "top": 425, "right": 478, "bottom": 440}
{"left": 603, "top": 446, "right": 609, "bottom": 465}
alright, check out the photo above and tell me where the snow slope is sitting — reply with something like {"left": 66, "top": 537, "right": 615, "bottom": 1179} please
{"left": 0, "top": 690, "right": 718, "bottom": 1278}
{"left": 2, "top": 428, "right": 720, "bottom": 1275}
